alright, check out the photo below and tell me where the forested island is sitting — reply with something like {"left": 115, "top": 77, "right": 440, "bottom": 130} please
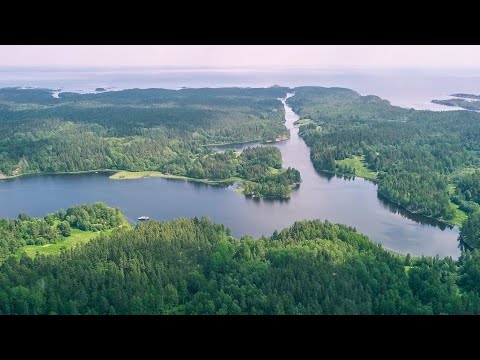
{"left": 111, "top": 146, "right": 301, "bottom": 199}
{"left": 451, "top": 93, "right": 480, "bottom": 100}
{"left": 0, "top": 87, "right": 300, "bottom": 199}
{"left": 432, "top": 98, "right": 480, "bottom": 111}
{"left": 1, "top": 202, "right": 480, "bottom": 314}
{"left": 287, "top": 87, "right": 480, "bottom": 227}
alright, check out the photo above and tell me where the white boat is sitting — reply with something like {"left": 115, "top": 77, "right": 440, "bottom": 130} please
{"left": 138, "top": 216, "right": 150, "bottom": 221}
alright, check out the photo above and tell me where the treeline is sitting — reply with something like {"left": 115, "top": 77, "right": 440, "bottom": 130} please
{"left": 0, "top": 87, "right": 290, "bottom": 178}
{"left": 0, "top": 86, "right": 300, "bottom": 198}
{"left": 183, "top": 146, "right": 300, "bottom": 199}
{"left": 288, "top": 86, "right": 480, "bottom": 224}
{"left": 0, "top": 203, "right": 124, "bottom": 263}
{"left": 461, "top": 211, "right": 480, "bottom": 248}
{"left": 243, "top": 168, "right": 301, "bottom": 198}
{"left": 2, "top": 215, "right": 480, "bottom": 314}
{"left": 187, "top": 146, "right": 282, "bottom": 180}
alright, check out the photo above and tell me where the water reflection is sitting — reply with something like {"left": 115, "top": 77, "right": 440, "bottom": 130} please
{"left": 376, "top": 193, "right": 452, "bottom": 230}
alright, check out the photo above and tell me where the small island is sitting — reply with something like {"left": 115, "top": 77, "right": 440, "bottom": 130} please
{"left": 432, "top": 93, "right": 480, "bottom": 111}
{"left": 111, "top": 146, "right": 301, "bottom": 199}
{"left": 451, "top": 93, "right": 480, "bottom": 100}
{"left": 95, "top": 87, "right": 107, "bottom": 92}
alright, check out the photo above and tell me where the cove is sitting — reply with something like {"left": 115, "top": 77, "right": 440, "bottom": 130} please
{"left": 0, "top": 94, "right": 460, "bottom": 258}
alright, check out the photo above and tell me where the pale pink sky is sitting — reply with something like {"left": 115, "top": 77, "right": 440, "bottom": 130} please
{"left": 1, "top": 45, "right": 480, "bottom": 68}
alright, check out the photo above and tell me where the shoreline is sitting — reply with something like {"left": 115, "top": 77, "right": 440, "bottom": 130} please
{"left": 1, "top": 166, "right": 462, "bottom": 230}
{"left": 376, "top": 195, "right": 462, "bottom": 229}
{"left": 111, "top": 171, "right": 297, "bottom": 200}
{"left": 109, "top": 170, "right": 244, "bottom": 186}
{"left": 203, "top": 139, "right": 264, "bottom": 147}
{"left": 318, "top": 169, "right": 378, "bottom": 183}
{"left": 317, "top": 169, "right": 461, "bottom": 228}
{"left": 203, "top": 135, "right": 290, "bottom": 148}
{"left": 0, "top": 169, "right": 117, "bottom": 181}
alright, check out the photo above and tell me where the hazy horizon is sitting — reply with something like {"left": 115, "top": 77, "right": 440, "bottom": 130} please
{"left": 2, "top": 46, "right": 480, "bottom": 71}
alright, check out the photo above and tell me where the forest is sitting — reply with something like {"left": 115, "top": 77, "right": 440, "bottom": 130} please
{"left": 1, "top": 205, "right": 480, "bottom": 314}
{"left": 287, "top": 86, "right": 480, "bottom": 227}
{"left": 0, "top": 87, "right": 289, "bottom": 178}
{"left": 171, "top": 146, "right": 301, "bottom": 198}
{"left": 0, "top": 203, "right": 125, "bottom": 264}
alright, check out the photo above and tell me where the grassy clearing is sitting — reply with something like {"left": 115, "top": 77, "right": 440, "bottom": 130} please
{"left": 269, "top": 167, "right": 283, "bottom": 175}
{"left": 214, "top": 150, "right": 241, "bottom": 157}
{"left": 446, "top": 184, "right": 468, "bottom": 227}
{"left": 450, "top": 167, "right": 479, "bottom": 179}
{"left": 293, "top": 118, "right": 314, "bottom": 127}
{"left": 447, "top": 201, "right": 468, "bottom": 227}
{"left": 17, "top": 221, "right": 131, "bottom": 259}
{"left": 110, "top": 170, "right": 243, "bottom": 185}
{"left": 456, "top": 167, "right": 478, "bottom": 176}
{"left": 19, "top": 229, "right": 100, "bottom": 258}
{"left": 335, "top": 156, "right": 378, "bottom": 180}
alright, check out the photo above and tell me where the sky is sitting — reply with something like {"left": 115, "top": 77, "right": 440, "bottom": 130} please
{"left": 1, "top": 45, "right": 480, "bottom": 69}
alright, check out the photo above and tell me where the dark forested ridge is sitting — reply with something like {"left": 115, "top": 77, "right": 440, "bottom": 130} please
{"left": 1, "top": 210, "right": 480, "bottom": 315}
{"left": 0, "top": 87, "right": 290, "bottom": 179}
{"left": 287, "top": 86, "right": 480, "bottom": 227}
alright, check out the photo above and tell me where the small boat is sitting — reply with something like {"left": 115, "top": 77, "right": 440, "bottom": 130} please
{"left": 138, "top": 216, "right": 150, "bottom": 221}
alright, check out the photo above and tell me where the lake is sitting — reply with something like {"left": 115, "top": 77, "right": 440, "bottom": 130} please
{"left": 0, "top": 94, "right": 461, "bottom": 258}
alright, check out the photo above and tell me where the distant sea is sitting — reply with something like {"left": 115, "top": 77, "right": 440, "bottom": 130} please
{"left": 1, "top": 66, "right": 480, "bottom": 110}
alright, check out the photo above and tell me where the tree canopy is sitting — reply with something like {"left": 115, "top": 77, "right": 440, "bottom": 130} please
{"left": 0, "top": 211, "right": 480, "bottom": 314}
{"left": 288, "top": 86, "right": 480, "bottom": 226}
{"left": 0, "top": 87, "right": 290, "bottom": 178}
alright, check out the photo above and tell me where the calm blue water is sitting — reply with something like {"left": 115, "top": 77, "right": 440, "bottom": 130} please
{"left": 0, "top": 95, "right": 461, "bottom": 258}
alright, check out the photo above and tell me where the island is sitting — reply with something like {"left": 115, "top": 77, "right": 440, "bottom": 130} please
{"left": 432, "top": 98, "right": 480, "bottom": 111}
{"left": 451, "top": 93, "right": 480, "bottom": 100}
{"left": 95, "top": 87, "right": 107, "bottom": 92}
{"left": 110, "top": 146, "right": 301, "bottom": 199}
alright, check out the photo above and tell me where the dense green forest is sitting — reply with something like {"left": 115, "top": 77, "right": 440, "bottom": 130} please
{"left": 461, "top": 211, "right": 480, "bottom": 248}
{"left": 167, "top": 146, "right": 301, "bottom": 198}
{"left": 0, "top": 87, "right": 289, "bottom": 178}
{"left": 0, "top": 203, "right": 125, "bottom": 264}
{"left": 287, "top": 87, "right": 480, "bottom": 226}
{"left": 1, "top": 206, "right": 480, "bottom": 314}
